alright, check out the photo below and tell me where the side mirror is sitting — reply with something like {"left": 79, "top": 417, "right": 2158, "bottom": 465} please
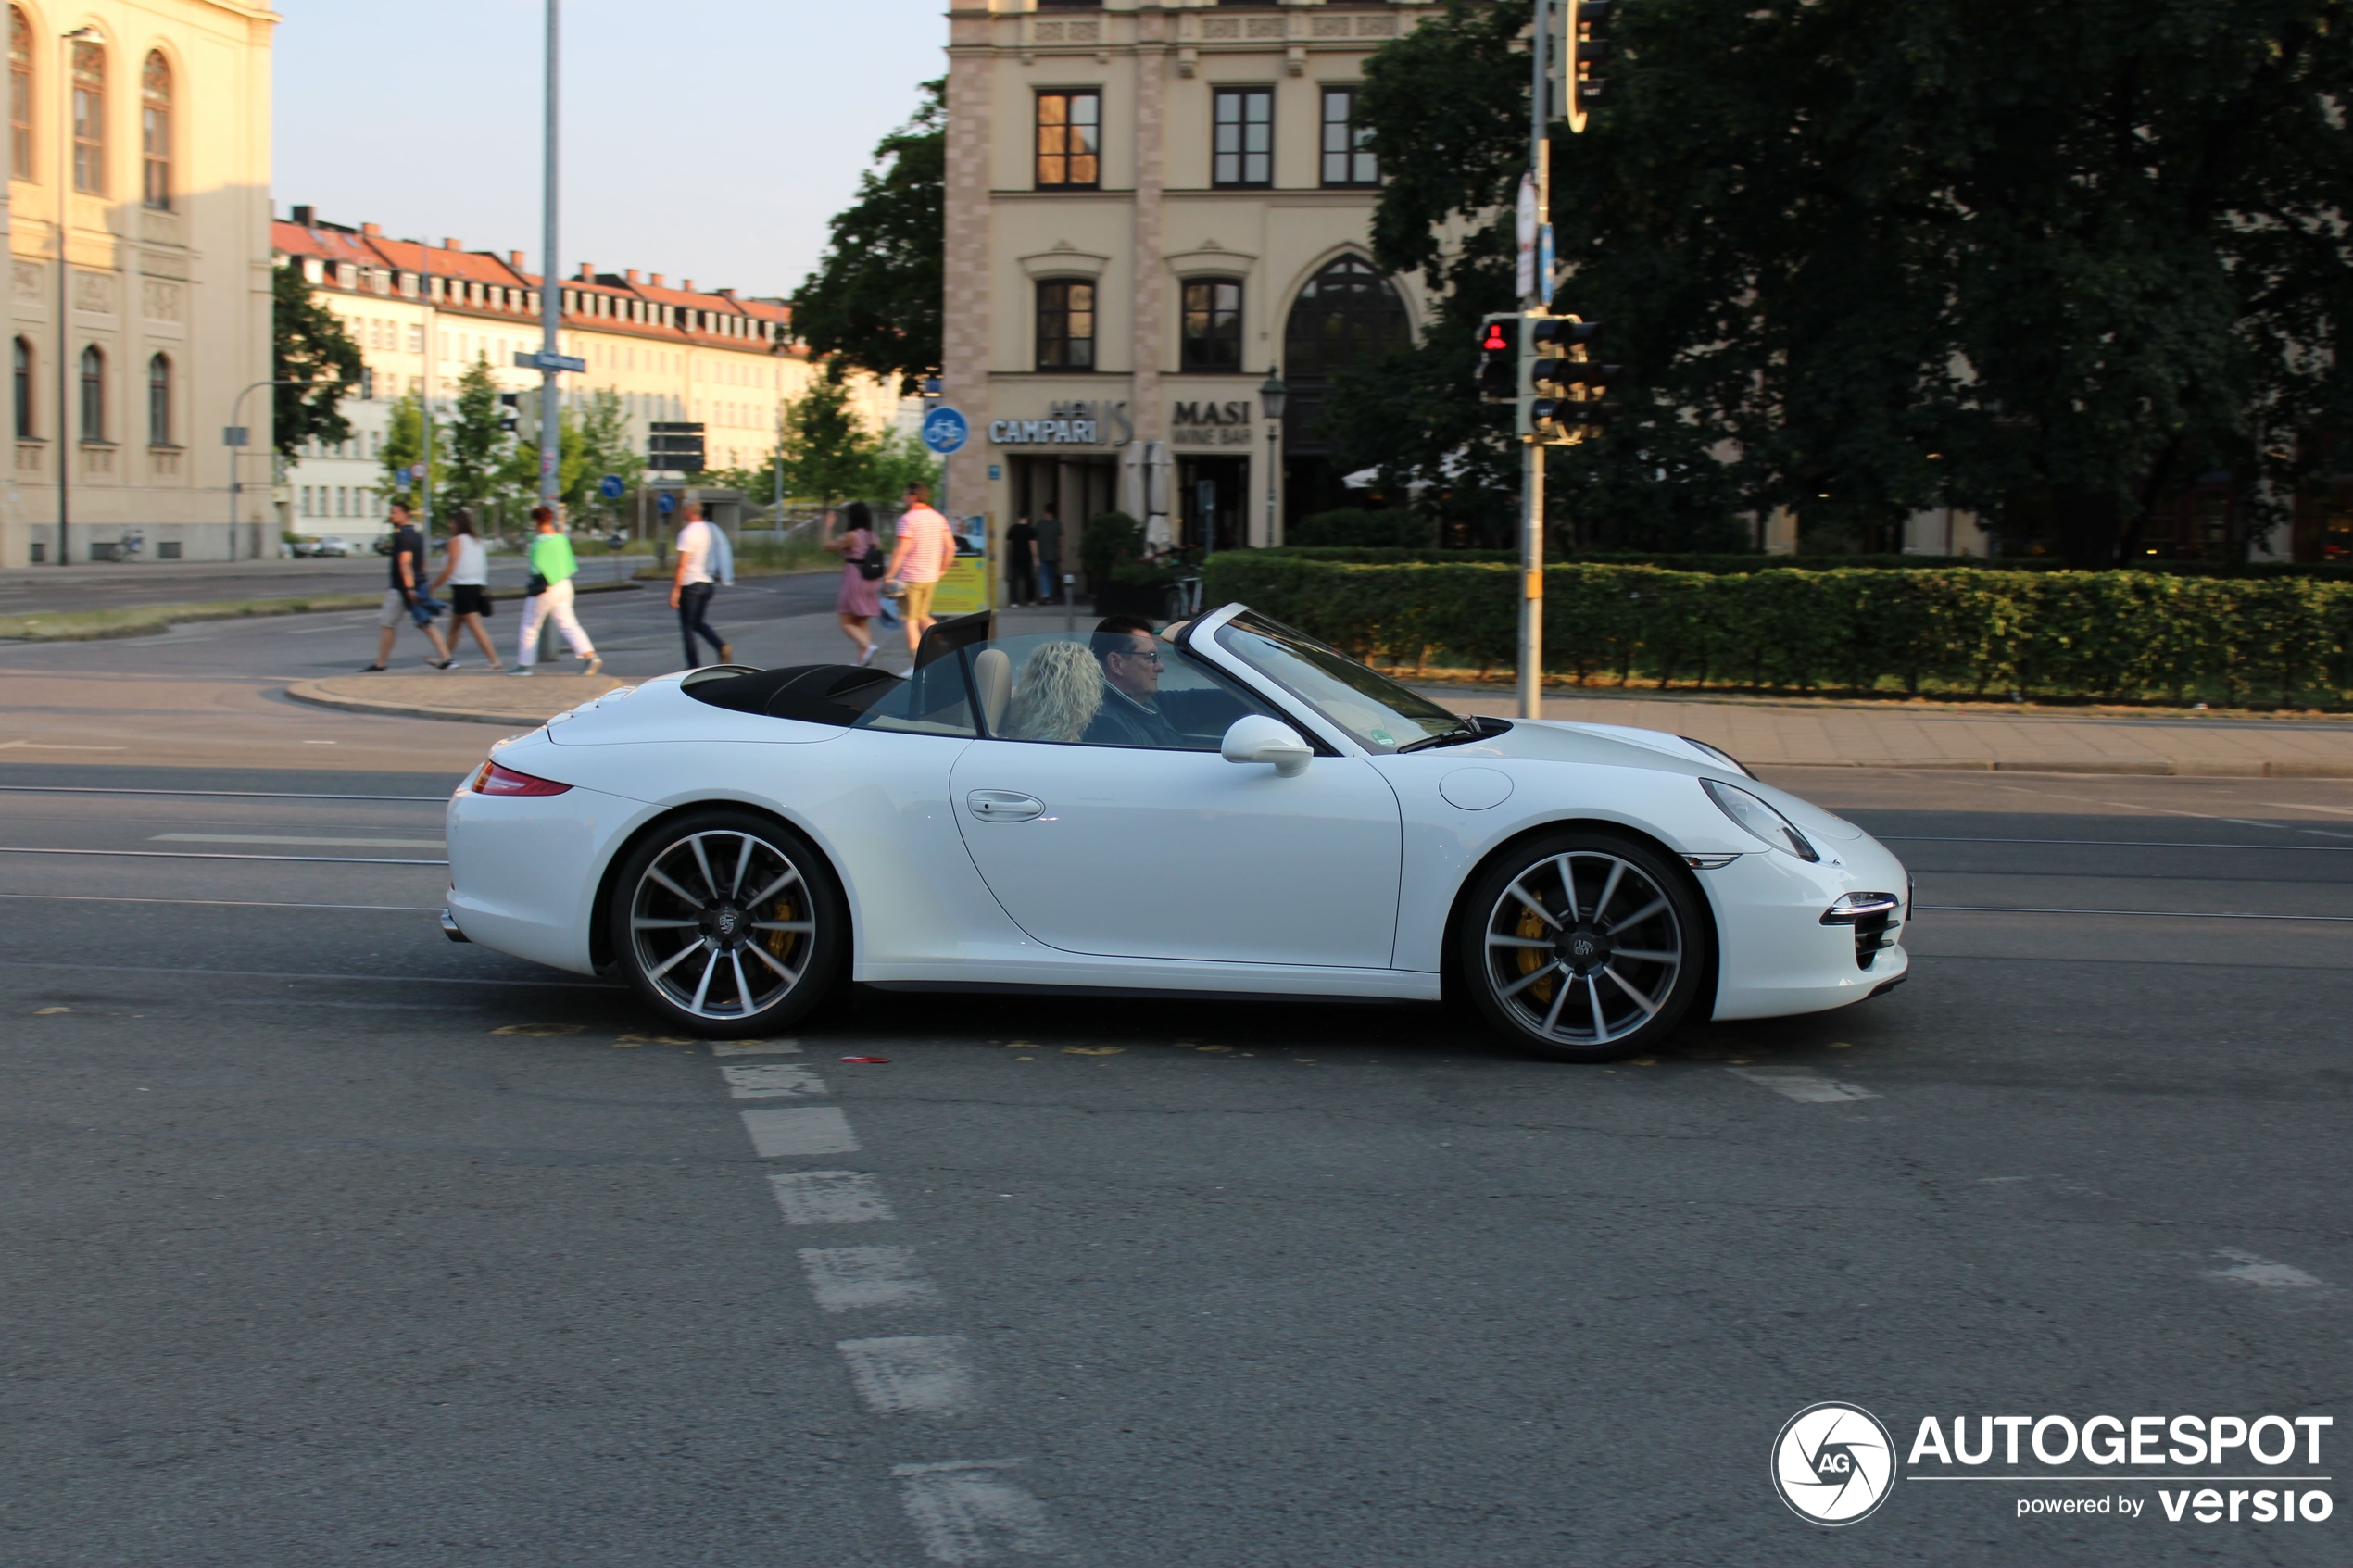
{"left": 1221, "top": 714, "right": 1313, "bottom": 778}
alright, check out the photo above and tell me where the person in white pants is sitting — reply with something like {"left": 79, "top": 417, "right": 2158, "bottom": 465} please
{"left": 513, "top": 504, "right": 601, "bottom": 676}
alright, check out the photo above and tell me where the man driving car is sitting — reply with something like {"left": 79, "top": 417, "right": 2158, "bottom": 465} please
{"left": 1084, "top": 616, "right": 1186, "bottom": 748}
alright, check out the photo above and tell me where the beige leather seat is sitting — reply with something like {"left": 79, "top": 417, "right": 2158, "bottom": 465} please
{"left": 971, "top": 646, "right": 1012, "bottom": 734}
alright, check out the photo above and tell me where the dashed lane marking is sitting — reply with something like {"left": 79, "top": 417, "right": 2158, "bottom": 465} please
{"left": 836, "top": 1336, "right": 980, "bottom": 1416}
{"left": 1729, "top": 1065, "right": 1881, "bottom": 1103}
{"left": 769, "top": 1171, "right": 896, "bottom": 1225}
{"left": 740, "top": 1104, "right": 860, "bottom": 1158}
{"left": 711, "top": 1038, "right": 800, "bottom": 1056}
{"left": 2207, "top": 1248, "right": 2330, "bottom": 1292}
{"left": 721, "top": 1061, "right": 828, "bottom": 1098}
{"left": 150, "top": 833, "right": 446, "bottom": 849}
{"left": 799, "top": 1246, "right": 943, "bottom": 1312}
{"left": 892, "top": 1461, "right": 1067, "bottom": 1564}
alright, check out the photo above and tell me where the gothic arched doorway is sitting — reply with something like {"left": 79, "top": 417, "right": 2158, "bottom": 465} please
{"left": 1280, "top": 256, "right": 1411, "bottom": 526}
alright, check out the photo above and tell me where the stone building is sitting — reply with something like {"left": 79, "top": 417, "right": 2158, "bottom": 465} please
{"left": 942, "top": 0, "right": 1435, "bottom": 556}
{"left": 1, "top": 0, "right": 276, "bottom": 567}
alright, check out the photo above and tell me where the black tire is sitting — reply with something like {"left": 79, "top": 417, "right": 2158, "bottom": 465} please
{"left": 1458, "top": 828, "right": 1709, "bottom": 1063}
{"left": 609, "top": 809, "right": 845, "bottom": 1038}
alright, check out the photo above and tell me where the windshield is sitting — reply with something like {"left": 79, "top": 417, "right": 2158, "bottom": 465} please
{"left": 1211, "top": 609, "right": 1465, "bottom": 754}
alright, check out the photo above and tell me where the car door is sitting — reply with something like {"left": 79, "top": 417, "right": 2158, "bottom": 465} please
{"left": 948, "top": 633, "right": 1403, "bottom": 968}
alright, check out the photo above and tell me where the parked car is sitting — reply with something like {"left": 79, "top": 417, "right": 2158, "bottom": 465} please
{"left": 290, "top": 535, "right": 358, "bottom": 558}
{"left": 443, "top": 606, "right": 1911, "bottom": 1059}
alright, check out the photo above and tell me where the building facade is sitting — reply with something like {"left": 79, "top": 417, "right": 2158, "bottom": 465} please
{"left": 0, "top": 0, "right": 276, "bottom": 568}
{"left": 272, "top": 211, "right": 903, "bottom": 539}
{"left": 943, "top": 0, "right": 1434, "bottom": 558}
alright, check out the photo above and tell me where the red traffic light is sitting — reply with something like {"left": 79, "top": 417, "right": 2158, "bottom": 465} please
{"left": 1479, "top": 321, "right": 1511, "bottom": 352}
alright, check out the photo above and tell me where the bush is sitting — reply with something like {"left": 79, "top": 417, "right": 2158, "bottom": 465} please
{"left": 1250, "top": 545, "right": 2353, "bottom": 579}
{"left": 1286, "top": 508, "right": 1439, "bottom": 548}
{"left": 1081, "top": 510, "right": 1146, "bottom": 586}
{"left": 1195, "top": 554, "right": 2353, "bottom": 705}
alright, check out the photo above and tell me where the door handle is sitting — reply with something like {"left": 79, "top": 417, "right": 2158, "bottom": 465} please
{"left": 966, "top": 789, "right": 1045, "bottom": 822}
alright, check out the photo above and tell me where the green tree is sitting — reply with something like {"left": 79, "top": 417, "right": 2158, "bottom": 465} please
{"left": 378, "top": 393, "right": 437, "bottom": 509}
{"left": 271, "top": 262, "right": 365, "bottom": 459}
{"left": 442, "top": 358, "right": 510, "bottom": 512}
{"left": 863, "top": 428, "right": 942, "bottom": 505}
{"left": 790, "top": 81, "right": 944, "bottom": 395}
{"left": 773, "top": 379, "right": 881, "bottom": 504}
{"left": 498, "top": 405, "right": 588, "bottom": 518}
{"left": 573, "top": 388, "right": 643, "bottom": 518}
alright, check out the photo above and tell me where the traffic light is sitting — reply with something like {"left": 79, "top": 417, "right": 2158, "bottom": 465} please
{"left": 497, "top": 392, "right": 521, "bottom": 434}
{"left": 1565, "top": 0, "right": 1611, "bottom": 133}
{"left": 1519, "top": 313, "right": 1617, "bottom": 445}
{"left": 1476, "top": 313, "right": 1521, "bottom": 403}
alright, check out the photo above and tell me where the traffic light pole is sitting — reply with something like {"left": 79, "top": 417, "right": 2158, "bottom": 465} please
{"left": 1520, "top": 0, "right": 1554, "bottom": 722}
{"left": 537, "top": 0, "right": 562, "bottom": 514}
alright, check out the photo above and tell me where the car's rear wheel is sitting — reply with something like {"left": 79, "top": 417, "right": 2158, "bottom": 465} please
{"left": 610, "top": 809, "right": 843, "bottom": 1037}
{"left": 1460, "top": 830, "right": 1708, "bottom": 1063}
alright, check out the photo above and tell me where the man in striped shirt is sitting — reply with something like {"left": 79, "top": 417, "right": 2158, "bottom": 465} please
{"left": 884, "top": 483, "right": 960, "bottom": 655}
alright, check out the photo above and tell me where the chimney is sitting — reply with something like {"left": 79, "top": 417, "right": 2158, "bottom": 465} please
{"left": 290, "top": 204, "right": 315, "bottom": 227}
{"left": 626, "top": 269, "right": 640, "bottom": 285}
{"left": 361, "top": 221, "right": 382, "bottom": 237}
{"left": 682, "top": 279, "right": 695, "bottom": 293}
{"left": 509, "top": 251, "right": 527, "bottom": 271}
{"left": 443, "top": 237, "right": 463, "bottom": 252}
{"left": 649, "top": 273, "right": 664, "bottom": 288}
{"left": 578, "top": 262, "right": 595, "bottom": 281}
{"left": 717, "top": 287, "right": 736, "bottom": 299}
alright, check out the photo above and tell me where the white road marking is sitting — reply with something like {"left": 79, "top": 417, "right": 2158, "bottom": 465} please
{"left": 0, "top": 893, "right": 440, "bottom": 912}
{"left": 2207, "top": 1248, "right": 2328, "bottom": 1291}
{"left": 1729, "top": 1065, "right": 1880, "bottom": 1102}
{"left": 151, "top": 833, "right": 446, "bottom": 849}
{"left": 721, "top": 1061, "right": 828, "bottom": 1098}
{"left": 739, "top": 1105, "right": 860, "bottom": 1158}
{"left": 711, "top": 1038, "right": 801, "bottom": 1056}
{"left": 799, "top": 1246, "right": 941, "bottom": 1312}
{"left": 769, "top": 1170, "right": 895, "bottom": 1225}
{"left": 836, "top": 1336, "right": 979, "bottom": 1416}
{"left": 892, "top": 1460, "right": 1065, "bottom": 1563}
{"left": 0, "top": 741, "right": 126, "bottom": 750}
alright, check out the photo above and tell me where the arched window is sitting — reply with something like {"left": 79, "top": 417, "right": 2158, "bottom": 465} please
{"left": 79, "top": 345, "right": 103, "bottom": 442}
{"left": 1281, "top": 256, "right": 1411, "bottom": 380}
{"left": 69, "top": 38, "right": 101, "bottom": 194}
{"left": 140, "top": 52, "right": 170, "bottom": 211}
{"left": 12, "top": 337, "right": 30, "bottom": 438}
{"left": 8, "top": 7, "right": 31, "bottom": 182}
{"left": 146, "top": 353, "right": 170, "bottom": 445}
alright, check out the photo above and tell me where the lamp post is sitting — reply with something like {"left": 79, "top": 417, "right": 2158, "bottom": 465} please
{"left": 536, "top": 0, "right": 561, "bottom": 511}
{"left": 1258, "top": 365, "right": 1287, "bottom": 547}
{"left": 226, "top": 379, "right": 300, "bottom": 546}
{"left": 53, "top": 23, "right": 101, "bottom": 567}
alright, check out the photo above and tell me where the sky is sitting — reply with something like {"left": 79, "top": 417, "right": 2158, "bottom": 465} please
{"left": 271, "top": 0, "right": 947, "bottom": 299}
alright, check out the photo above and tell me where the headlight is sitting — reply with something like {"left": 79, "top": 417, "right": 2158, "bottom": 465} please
{"left": 1680, "top": 735, "right": 1755, "bottom": 778}
{"left": 1702, "top": 779, "right": 1819, "bottom": 861}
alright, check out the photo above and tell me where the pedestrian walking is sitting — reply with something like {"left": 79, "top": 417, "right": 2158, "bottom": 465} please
{"left": 360, "top": 498, "right": 453, "bottom": 671}
{"left": 1034, "top": 502, "right": 1063, "bottom": 604}
{"left": 823, "top": 501, "right": 885, "bottom": 666}
{"left": 883, "top": 483, "right": 960, "bottom": 655}
{"left": 428, "top": 508, "right": 503, "bottom": 671}
{"left": 512, "top": 504, "right": 602, "bottom": 677}
{"left": 671, "top": 500, "right": 733, "bottom": 668}
{"left": 1004, "top": 514, "right": 1038, "bottom": 607}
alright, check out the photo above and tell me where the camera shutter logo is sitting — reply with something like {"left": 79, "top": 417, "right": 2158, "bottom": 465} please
{"left": 1772, "top": 1402, "right": 1897, "bottom": 1525}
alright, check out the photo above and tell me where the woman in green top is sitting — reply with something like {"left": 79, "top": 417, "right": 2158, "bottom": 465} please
{"left": 513, "top": 505, "right": 602, "bottom": 676}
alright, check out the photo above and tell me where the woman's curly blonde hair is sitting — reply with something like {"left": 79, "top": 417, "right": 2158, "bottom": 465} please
{"left": 1001, "top": 640, "right": 1102, "bottom": 743}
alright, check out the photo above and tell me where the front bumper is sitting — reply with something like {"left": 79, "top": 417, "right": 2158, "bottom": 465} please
{"left": 1702, "top": 841, "right": 1912, "bottom": 1022}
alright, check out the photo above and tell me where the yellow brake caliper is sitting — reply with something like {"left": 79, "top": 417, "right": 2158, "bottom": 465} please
{"left": 1516, "top": 905, "right": 1553, "bottom": 1004}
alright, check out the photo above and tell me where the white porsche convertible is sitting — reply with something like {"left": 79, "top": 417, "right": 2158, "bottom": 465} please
{"left": 444, "top": 605, "right": 1909, "bottom": 1061}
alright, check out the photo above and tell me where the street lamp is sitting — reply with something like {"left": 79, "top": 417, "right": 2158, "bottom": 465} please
{"left": 1259, "top": 365, "right": 1287, "bottom": 546}
{"left": 52, "top": 23, "right": 101, "bottom": 567}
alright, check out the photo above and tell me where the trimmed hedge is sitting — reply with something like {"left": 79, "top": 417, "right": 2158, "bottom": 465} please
{"left": 1255, "top": 546, "right": 2353, "bottom": 579}
{"left": 1197, "top": 555, "right": 2353, "bottom": 706}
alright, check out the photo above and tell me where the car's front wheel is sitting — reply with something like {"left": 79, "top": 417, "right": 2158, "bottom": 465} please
{"left": 1460, "top": 830, "right": 1708, "bottom": 1063}
{"left": 610, "top": 809, "right": 843, "bottom": 1037}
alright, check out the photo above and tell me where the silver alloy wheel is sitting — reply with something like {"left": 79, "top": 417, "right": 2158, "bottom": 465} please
{"left": 1480, "top": 849, "right": 1683, "bottom": 1047}
{"left": 627, "top": 829, "right": 816, "bottom": 1021}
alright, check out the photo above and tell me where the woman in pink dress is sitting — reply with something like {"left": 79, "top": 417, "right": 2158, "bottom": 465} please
{"left": 823, "top": 502, "right": 884, "bottom": 666}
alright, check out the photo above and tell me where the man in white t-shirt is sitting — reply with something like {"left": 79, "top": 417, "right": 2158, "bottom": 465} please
{"left": 670, "top": 500, "right": 732, "bottom": 668}
{"left": 884, "top": 483, "right": 960, "bottom": 654}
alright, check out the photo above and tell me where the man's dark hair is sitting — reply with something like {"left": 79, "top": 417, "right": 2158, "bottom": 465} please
{"left": 1090, "top": 614, "right": 1154, "bottom": 663}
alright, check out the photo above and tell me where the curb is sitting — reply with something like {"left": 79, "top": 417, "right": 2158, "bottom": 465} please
{"left": 1761, "top": 759, "right": 2353, "bottom": 778}
{"left": 284, "top": 679, "right": 618, "bottom": 729}
{"left": 0, "top": 578, "right": 640, "bottom": 645}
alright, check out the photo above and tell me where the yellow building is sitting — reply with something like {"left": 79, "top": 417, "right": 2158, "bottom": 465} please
{"left": 0, "top": 0, "right": 277, "bottom": 566}
{"left": 274, "top": 216, "right": 905, "bottom": 537}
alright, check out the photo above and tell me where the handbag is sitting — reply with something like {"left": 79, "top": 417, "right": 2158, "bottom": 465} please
{"left": 856, "top": 545, "right": 887, "bottom": 581}
{"left": 526, "top": 572, "right": 548, "bottom": 597}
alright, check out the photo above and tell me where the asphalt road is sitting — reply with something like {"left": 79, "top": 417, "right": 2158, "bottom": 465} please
{"left": 2, "top": 755, "right": 2345, "bottom": 1567}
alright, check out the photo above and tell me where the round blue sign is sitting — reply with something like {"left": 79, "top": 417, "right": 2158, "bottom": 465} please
{"left": 656, "top": 491, "right": 676, "bottom": 515}
{"left": 921, "top": 406, "right": 970, "bottom": 456}
{"left": 598, "top": 474, "right": 624, "bottom": 499}
{"left": 394, "top": 466, "right": 412, "bottom": 486}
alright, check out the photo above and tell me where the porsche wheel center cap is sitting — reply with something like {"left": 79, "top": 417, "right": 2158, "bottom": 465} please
{"left": 705, "top": 904, "right": 747, "bottom": 946}
{"left": 1558, "top": 925, "right": 1611, "bottom": 974}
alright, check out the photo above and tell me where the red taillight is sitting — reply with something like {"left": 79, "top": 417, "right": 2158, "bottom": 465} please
{"left": 469, "top": 760, "right": 573, "bottom": 797}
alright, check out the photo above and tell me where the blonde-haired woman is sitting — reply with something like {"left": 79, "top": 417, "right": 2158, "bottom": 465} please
{"left": 1000, "top": 641, "right": 1102, "bottom": 743}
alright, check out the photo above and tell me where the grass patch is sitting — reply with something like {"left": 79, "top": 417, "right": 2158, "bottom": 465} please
{"left": 0, "top": 595, "right": 383, "bottom": 642}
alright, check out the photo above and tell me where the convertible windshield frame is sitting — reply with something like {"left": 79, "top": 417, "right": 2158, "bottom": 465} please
{"left": 1197, "top": 608, "right": 1467, "bottom": 756}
